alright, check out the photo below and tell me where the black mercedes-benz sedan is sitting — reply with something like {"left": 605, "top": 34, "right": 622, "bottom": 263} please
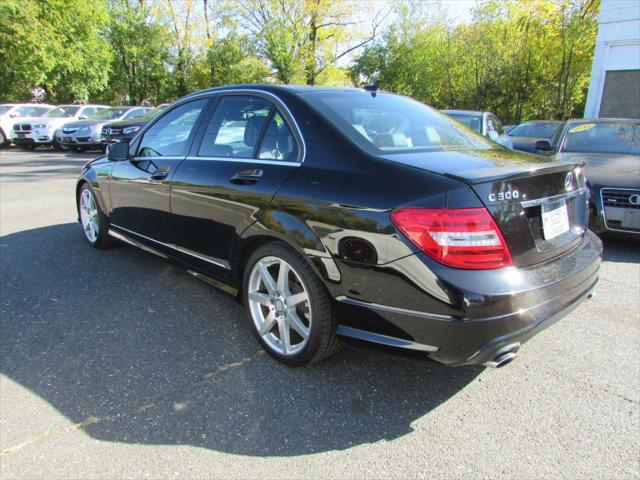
{"left": 76, "top": 85, "right": 602, "bottom": 368}
{"left": 551, "top": 118, "right": 640, "bottom": 240}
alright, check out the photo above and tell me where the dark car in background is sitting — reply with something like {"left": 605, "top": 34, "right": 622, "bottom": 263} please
{"left": 549, "top": 118, "right": 640, "bottom": 240}
{"left": 442, "top": 110, "right": 513, "bottom": 149}
{"left": 59, "top": 106, "right": 151, "bottom": 151}
{"left": 101, "top": 104, "right": 170, "bottom": 144}
{"left": 508, "top": 120, "right": 565, "bottom": 155}
{"left": 76, "top": 85, "right": 601, "bottom": 368}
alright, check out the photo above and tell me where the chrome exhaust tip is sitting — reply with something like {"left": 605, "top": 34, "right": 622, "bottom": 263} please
{"left": 483, "top": 343, "right": 520, "bottom": 368}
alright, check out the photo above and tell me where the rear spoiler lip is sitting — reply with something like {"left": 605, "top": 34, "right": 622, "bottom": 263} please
{"left": 443, "top": 161, "right": 584, "bottom": 184}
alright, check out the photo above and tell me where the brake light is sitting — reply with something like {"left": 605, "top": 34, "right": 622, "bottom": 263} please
{"left": 391, "top": 208, "right": 513, "bottom": 269}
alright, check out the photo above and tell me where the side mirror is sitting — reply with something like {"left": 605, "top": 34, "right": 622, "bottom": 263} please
{"left": 79, "top": 115, "right": 88, "bottom": 120}
{"left": 9, "top": 113, "right": 19, "bottom": 118}
{"left": 106, "top": 141, "right": 129, "bottom": 161}
{"left": 534, "top": 140, "right": 554, "bottom": 152}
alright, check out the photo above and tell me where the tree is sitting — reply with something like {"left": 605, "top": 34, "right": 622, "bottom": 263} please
{"left": 107, "top": 0, "right": 172, "bottom": 104}
{"left": 0, "top": 0, "right": 112, "bottom": 103}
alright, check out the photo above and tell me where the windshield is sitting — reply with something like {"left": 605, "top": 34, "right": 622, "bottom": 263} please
{"left": 0, "top": 106, "right": 12, "bottom": 115}
{"left": 300, "top": 92, "right": 493, "bottom": 154}
{"left": 45, "top": 106, "right": 81, "bottom": 118}
{"left": 561, "top": 122, "right": 640, "bottom": 154}
{"left": 92, "top": 108, "right": 129, "bottom": 120}
{"left": 509, "top": 122, "right": 561, "bottom": 139}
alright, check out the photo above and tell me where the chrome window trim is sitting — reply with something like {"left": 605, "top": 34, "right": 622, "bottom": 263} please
{"left": 185, "top": 155, "right": 300, "bottom": 167}
{"left": 111, "top": 224, "right": 231, "bottom": 269}
{"left": 520, "top": 187, "right": 587, "bottom": 208}
{"left": 600, "top": 187, "right": 640, "bottom": 234}
{"left": 173, "top": 88, "right": 306, "bottom": 164}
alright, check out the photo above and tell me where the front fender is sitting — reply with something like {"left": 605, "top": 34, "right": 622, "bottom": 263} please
{"left": 76, "top": 156, "right": 113, "bottom": 220}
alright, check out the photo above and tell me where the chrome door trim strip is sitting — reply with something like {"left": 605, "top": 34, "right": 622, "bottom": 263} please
{"left": 185, "top": 156, "right": 300, "bottom": 167}
{"left": 600, "top": 187, "right": 640, "bottom": 234}
{"left": 110, "top": 224, "right": 230, "bottom": 269}
{"left": 108, "top": 229, "right": 168, "bottom": 259}
{"left": 336, "top": 325, "right": 439, "bottom": 352}
{"left": 335, "top": 295, "right": 453, "bottom": 321}
{"left": 520, "top": 187, "right": 587, "bottom": 208}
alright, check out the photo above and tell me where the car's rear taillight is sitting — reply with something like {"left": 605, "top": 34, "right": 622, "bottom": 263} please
{"left": 391, "top": 208, "right": 513, "bottom": 270}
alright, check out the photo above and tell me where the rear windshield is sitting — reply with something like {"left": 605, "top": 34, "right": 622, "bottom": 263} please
{"left": 45, "top": 106, "right": 81, "bottom": 118}
{"left": 300, "top": 91, "right": 493, "bottom": 154}
{"left": 92, "top": 107, "right": 129, "bottom": 120}
{"left": 444, "top": 113, "right": 483, "bottom": 133}
{"left": 561, "top": 122, "right": 640, "bottom": 154}
{"left": 509, "top": 122, "right": 561, "bottom": 139}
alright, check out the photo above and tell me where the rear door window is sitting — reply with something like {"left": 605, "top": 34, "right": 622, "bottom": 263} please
{"left": 197, "top": 95, "right": 273, "bottom": 158}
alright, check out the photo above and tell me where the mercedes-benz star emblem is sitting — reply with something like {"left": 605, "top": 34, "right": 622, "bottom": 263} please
{"left": 629, "top": 194, "right": 640, "bottom": 206}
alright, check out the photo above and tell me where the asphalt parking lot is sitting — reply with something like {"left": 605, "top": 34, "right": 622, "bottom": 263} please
{"left": 0, "top": 147, "right": 638, "bottom": 479}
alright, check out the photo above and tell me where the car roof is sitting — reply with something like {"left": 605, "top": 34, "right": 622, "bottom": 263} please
{"left": 442, "top": 109, "right": 485, "bottom": 116}
{"left": 180, "top": 84, "right": 380, "bottom": 102}
{"left": 566, "top": 117, "right": 639, "bottom": 123}
{"left": 517, "top": 120, "right": 564, "bottom": 124}
{"left": 1, "top": 103, "right": 54, "bottom": 107}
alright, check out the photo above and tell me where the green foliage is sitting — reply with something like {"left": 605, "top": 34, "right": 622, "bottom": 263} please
{"left": 0, "top": 0, "right": 112, "bottom": 103}
{"left": 351, "top": 0, "right": 600, "bottom": 122}
{"left": 105, "top": 0, "right": 172, "bottom": 105}
{"left": 1, "top": 0, "right": 600, "bottom": 121}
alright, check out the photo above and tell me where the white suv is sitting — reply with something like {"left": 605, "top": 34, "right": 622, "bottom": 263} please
{"left": 11, "top": 104, "right": 108, "bottom": 150}
{"left": 0, "top": 104, "right": 54, "bottom": 146}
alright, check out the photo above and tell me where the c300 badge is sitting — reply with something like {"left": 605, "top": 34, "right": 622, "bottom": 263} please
{"left": 488, "top": 190, "right": 520, "bottom": 202}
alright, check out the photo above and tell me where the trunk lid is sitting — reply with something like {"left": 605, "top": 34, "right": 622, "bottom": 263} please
{"left": 382, "top": 149, "right": 590, "bottom": 267}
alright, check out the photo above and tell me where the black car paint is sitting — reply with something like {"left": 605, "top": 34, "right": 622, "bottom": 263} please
{"left": 77, "top": 85, "right": 602, "bottom": 366}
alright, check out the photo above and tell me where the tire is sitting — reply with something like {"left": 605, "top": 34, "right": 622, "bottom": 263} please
{"left": 243, "top": 243, "right": 340, "bottom": 366}
{"left": 53, "top": 135, "right": 67, "bottom": 151}
{"left": 0, "top": 129, "right": 7, "bottom": 147}
{"left": 78, "top": 184, "right": 113, "bottom": 249}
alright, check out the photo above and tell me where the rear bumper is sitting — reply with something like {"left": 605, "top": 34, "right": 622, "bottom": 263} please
{"left": 335, "top": 230, "right": 602, "bottom": 366}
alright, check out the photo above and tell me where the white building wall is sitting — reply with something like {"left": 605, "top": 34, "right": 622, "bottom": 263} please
{"left": 583, "top": 0, "right": 640, "bottom": 118}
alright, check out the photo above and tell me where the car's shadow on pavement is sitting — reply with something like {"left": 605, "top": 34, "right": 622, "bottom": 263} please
{"left": 1, "top": 223, "right": 482, "bottom": 456}
{"left": 601, "top": 237, "right": 640, "bottom": 263}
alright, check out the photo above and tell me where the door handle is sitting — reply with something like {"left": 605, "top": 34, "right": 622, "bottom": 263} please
{"left": 151, "top": 166, "right": 170, "bottom": 180}
{"left": 230, "top": 169, "right": 263, "bottom": 185}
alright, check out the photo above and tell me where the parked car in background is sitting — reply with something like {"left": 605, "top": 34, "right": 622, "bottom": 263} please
{"left": 76, "top": 85, "right": 601, "bottom": 368}
{"left": 507, "top": 120, "right": 565, "bottom": 155}
{"left": 59, "top": 106, "right": 151, "bottom": 152}
{"left": 11, "top": 104, "right": 108, "bottom": 150}
{"left": 544, "top": 118, "right": 639, "bottom": 240}
{"left": 442, "top": 110, "right": 513, "bottom": 149}
{"left": 101, "top": 104, "right": 170, "bottom": 144}
{"left": 0, "top": 103, "right": 54, "bottom": 146}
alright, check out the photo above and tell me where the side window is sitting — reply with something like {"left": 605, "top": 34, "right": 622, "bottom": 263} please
{"left": 257, "top": 112, "right": 299, "bottom": 161}
{"left": 137, "top": 99, "right": 208, "bottom": 157}
{"left": 198, "top": 95, "right": 272, "bottom": 158}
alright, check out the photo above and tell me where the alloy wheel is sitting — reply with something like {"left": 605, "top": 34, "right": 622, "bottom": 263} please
{"left": 79, "top": 188, "right": 99, "bottom": 243}
{"left": 247, "top": 256, "right": 311, "bottom": 356}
